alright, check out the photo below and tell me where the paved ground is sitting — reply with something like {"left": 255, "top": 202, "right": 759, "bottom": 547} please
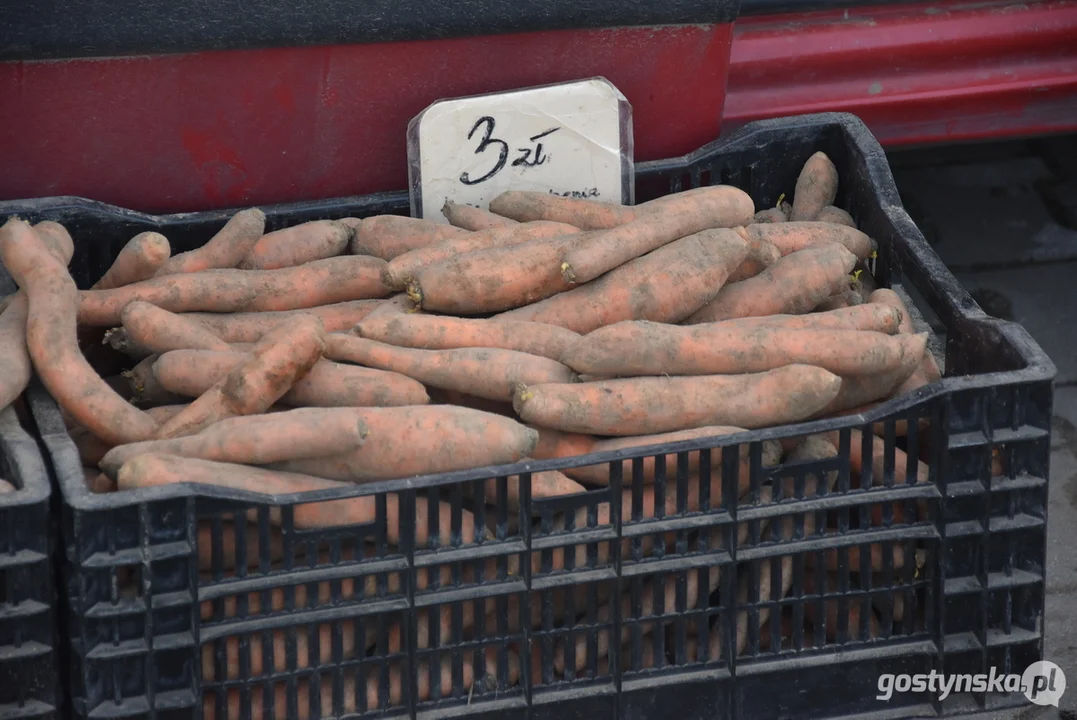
{"left": 889, "top": 136, "right": 1077, "bottom": 720}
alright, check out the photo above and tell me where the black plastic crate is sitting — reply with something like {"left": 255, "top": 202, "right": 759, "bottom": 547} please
{"left": 0, "top": 403, "right": 60, "bottom": 719}
{"left": 3, "top": 112, "right": 1057, "bottom": 719}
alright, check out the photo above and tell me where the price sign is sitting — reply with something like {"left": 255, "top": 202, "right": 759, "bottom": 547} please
{"left": 407, "top": 77, "right": 633, "bottom": 221}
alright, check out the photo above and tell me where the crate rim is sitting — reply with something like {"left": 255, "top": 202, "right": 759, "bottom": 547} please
{"left": 15, "top": 110, "right": 1056, "bottom": 511}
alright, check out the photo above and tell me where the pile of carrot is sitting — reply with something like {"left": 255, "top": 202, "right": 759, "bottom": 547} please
{"left": 0, "top": 150, "right": 947, "bottom": 715}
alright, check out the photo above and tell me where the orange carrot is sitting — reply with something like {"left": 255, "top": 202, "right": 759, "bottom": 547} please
{"left": 384, "top": 221, "right": 579, "bottom": 290}
{"left": 33, "top": 221, "right": 75, "bottom": 266}
{"left": 156, "top": 315, "right": 325, "bottom": 438}
{"left": 685, "top": 243, "right": 858, "bottom": 324}
{"left": 123, "top": 354, "right": 186, "bottom": 407}
{"left": 350, "top": 215, "right": 469, "bottom": 260}
{"left": 496, "top": 229, "right": 749, "bottom": 333}
{"left": 560, "top": 186, "right": 756, "bottom": 284}
{"left": 271, "top": 406, "right": 538, "bottom": 483}
{"left": 442, "top": 200, "right": 519, "bottom": 230}
{"left": 92, "top": 232, "right": 172, "bottom": 289}
{"left": 791, "top": 151, "right": 839, "bottom": 221}
{"left": 100, "top": 407, "right": 368, "bottom": 477}
{"left": 153, "top": 350, "right": 429, "bottom": 407}
{"left": 71, "top": 425, "right": 113, "bottom": 466}
{"left": 121, "top": 301, "right": 233, "bottom": 354}
{"left": 819, "top": 333, "right": 928, "bottom": 415}
{"left": 83, "top": 467, "right": 116, "bottom": 493}
{"left": 514, "top": 364, "right": 842, "bottom": 436}
{"left": 181, "top": 300, "right": 382, "bottom": 343}
{"left": 753, "top": 207, "right": 789, "bottom": 224}
{"left": 117, "top": 453, "right": 480, "bottom": 544}
{"left": 0, "top": 218, "right": 158, "bottom": 445}
{"left": 868, "top": 288, "right": 942, "bottom": 383}
{"left": 530, "top": 427, "right": 598, "bottom": 460}
{"left": 488, "top": 191, "right": 637, "bottom": 229}
{"left": 726, "top": 235, "right": 781, "bottom": 283}
{"left": 697, "top": 303, "right": 903, "bottom": 334}
{"left": 79, "top": 255, "right": 391, "bottom": 326}
{"left": 815, "top": 289, "right": 862, "bottom": 312}
{"left": 563, "top": 321, "right": 914, "bottom": 378}
{"left": 816, "top": 206, "right": 856, "bottom": 228}
{"left": 355, "top": 313, "right": 580, "bottom": 362}
{"left": 155, "top": 208, "right": 266, "bottom": 276}
{"left": 741, "top": 222, "right": 875, "bottom": 260}
{"left": 239, "top": 219, "right": 352, "bottom": 270}
{"left": 408, "top": 234, "right": 580, "bottom": 314}
{"left": 325, "top": 334, "right": 577, "bottom": 402}
{"left": 486, "top": 468, "right": 587, "bottom": 508}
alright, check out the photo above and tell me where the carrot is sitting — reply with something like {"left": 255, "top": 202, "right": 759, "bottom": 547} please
{"left": 239, "top": 219, "right": 351, "bottom": 270}
{"left": 271, "top": 406, "right": 538, "bottom": 483}
{"left": 791, "top": 151, "right": 839, "bottom": 221}
{"left": 83, "top": 467, "right": 115, "bottom": 493}
{"left": 815, "top": 289, "right": 862, "bottom": 312}
{"left": 33, "top": 221, "right": 75, "bottom": 265}
{"left": 868, "top": 288, "right": 942, "bottom": 383}
{"left": 91, "top": 232, "right": 172, "bottom": 290}
{"left": 100, "top": 407, "right": 368, "bottom": 477}
{"left": 123, "top": 354, "right": 185, "bottom": 407}
{"left": 407, "top": 234, "right": 581, "bottom": 314}
{"left": 154, "top": 350, "right": 429, "bottom": 408}
{"left": 355, "top": 313, "right": 580, "bottom": 362}
{"left": 488, "top": 191, "right": 636, "bottom": 230}
{"left": 442, "top": 200, "right": 519, "bottom": 230}
{"left": 559, "top": 186, "right": 756, "bottom": 284}
{"left": 816, "top": 206, "right": 856, "bottom": 228}
{"left": 118, "top": 453, "right": 482, "bottom": 545}
{"left": 740, "top": 222, "right": 875, "bottom": 261}
{"left": 726, "top": 236, "right": 781, "bottom": 283}
{"left": 564, "top": 426, "right": 781, "bottom": 487}
{"left": 0, "top": 218, "right": 159, "bottom": 445}
{"left": 384, "top": 221, "right": 579, "bottom": 291}
{"left": 685, "top": 243, "right": 858, "bottom": 324}
{"left": 0, "top": 479, "right": 14, "bottom": 493}
{"left": 486, "top": 468, "right": 587, "bottom": 509}
{"left": 496, "top": 229, "right": 749, "bottom": 333}
{"left": 79, "top": 255, "right": 391, "bottom": 326}
{"left": 699, "top": 303, "right": 903, "bottom": 335}
{"left": 805, "top": 544, "right": 910, "bottom": 573}
{"left": 350, "top": 215, "right": 469, "bottom": 260}
{"left": 753, "top": 207, "right": 789, "bottom": 224}
{"left": 120, "top": 301, "right": 233, "bottom": 354}
{"left": 71, "top": 425, "right": 113, "bottom": 466}
{"left": 0, "top": 224, "right": 78, "bottom": 410}
{"left": 562, "top": 321, "right": 915, "bottom": 378}
{"left": 326, "top": 334, "right": 576, "bottom": 401}
{"left": 530, "top": 427, "right": 597, "bottom": 460}
{"left": 156, "top": 315, "right": 325, "bottom": 438}
{"left": 515, "top": 364, "right": 842, "bottom": 436}
{"left": 196, "top": 521, "right": 302, "bottom": 573}
{"left": 155, "top": 208, "right": 265, "bottom": 276}
{"left": 819, "top": 333, "right": 928, "bottom": 415}
{"left": 182, "top": 300, "right": 383, "bottom": 343}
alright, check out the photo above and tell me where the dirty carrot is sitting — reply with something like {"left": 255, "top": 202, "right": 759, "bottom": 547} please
{"left": 740, "top": 222, "right": 875, "bottom": 260}
{"left": 868, "top": 288, "right": 942, "bottom": 383}
{"left": 408, "top": 234, "right": 580, "bottom": 314}
{"left": 350, "top": 215, "right": 469, "bottom": 260}
{"left": 92, "top": 232, "right": 172, "bottom": 289}
{"left": 815, "top": 289, "right": 862, "bottom": 312}
{"left": 488, "top": 191, "right": 638, "bottom": 229}
{"left": 791, "top": 151, "right": 839, "bottom": 221}
{"left": 515, "top": 364, "right": 842, "bottom": 436}
{"left": 155, "top": 208, "right": 266, "bottom": 276}
{"left": 355, "top": 313, "right": 581, "bottom": 362}
{"left": 272, "top": 406, "right": 538, "bottom": 483}
{"left": 156, "top": 315, "right": 325, "bottom": 438}
{"left": 726, "top": 235, "right": 781, "bottom": 283}
{"left": 240, "top": 219, "right": 352, "bottom": 270}
{"left": 121, "top": 301, "right": 233, "bottom": 354}
{"left": 182, "top": 300, "right": 383, "bottom": 343}
{"left": 530, "top": 427, "right": 598, "bottom": 460}
{"left": 562, "top": 320, "right": 914, "bottom": 378}
{"left": 79, "top": 255, "right": 391, "bottom": 326}
{"left": 100, "top": 407, "right": 368, "bottom": 477}
{"left": 815, "top": 206, "right": 856, "bottom": 228}
{"left": 33, "top": 221, "right": 76, "bottom": 265}
{"left": 686, "top": 243, "right": 858, "bottom": 324}
{"left": 384, "top": 221, "right": 579, "bottom": 290}
{"left": 442, "top": 200, "right": 519, "bottom": 230}
{"left": 818, "top": 333, "right": 928, "bottom": 415}
{"left": 325, "top": 334, "right": 577, "bottom": 402}
{"left": 0, "top": 218, "right": 159, "bottom": 445}
{"left": 560, "top": 186, "right": 756, "bottom": 284}
{"left": 497, "top": 229, "right": 749, "bottom": 333}
{"left": 153, "top": 350, "right": 429, "bottom": 407}
{"left": 702, "top": 303, "right": 903, "bottom": 334}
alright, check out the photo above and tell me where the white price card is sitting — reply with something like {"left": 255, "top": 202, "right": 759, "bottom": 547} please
{"left": 407, "top": 77, "right": 633, "bottom": 222}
